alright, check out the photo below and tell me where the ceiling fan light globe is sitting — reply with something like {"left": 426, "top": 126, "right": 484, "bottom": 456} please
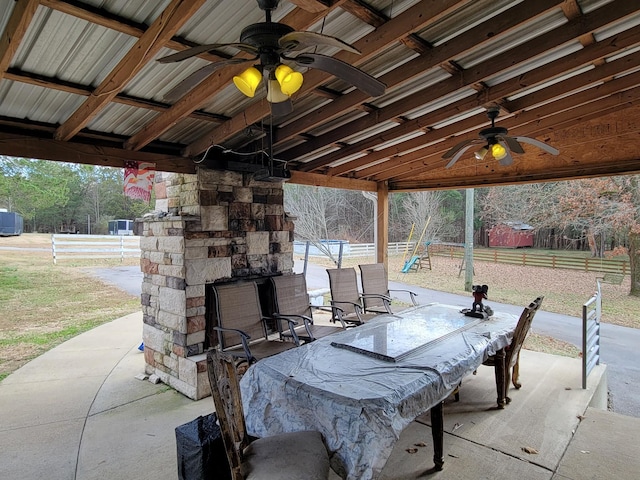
{"left": 491, "top": 143, "right": 507, "bottom": 160}
{"left": 267, "top": 79, "right": 290, "bottom": 103}
{"left": 233, "top": 66, "right": 262, "bottom": 97}
{"left": 275, "top": 64, "right": 303, "bottom": 95}
{"left": 474, "top": 147, "right": 488, "bottom": 160}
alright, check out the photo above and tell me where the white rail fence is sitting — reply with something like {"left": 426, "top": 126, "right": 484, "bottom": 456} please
{"left": 294, "top": 241, "right": 415, "bottom": 258}
{"left": 51, "top": 234, "right": 141, "bottom": 264}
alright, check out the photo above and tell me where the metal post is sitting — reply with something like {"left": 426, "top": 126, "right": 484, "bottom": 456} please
{"left": 464, "top": 188, "right": 474, "bottom": 292}
{"left": 338, "top": 241, "right": 344, "bottom": 268}
{"left": 303, "top": 241, "right": 310, "bottom": 277}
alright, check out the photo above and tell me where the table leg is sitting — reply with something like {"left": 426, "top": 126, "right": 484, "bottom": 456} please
{"left": 494, "top": 347, "right": 506, "bottom": 409}
{"left": 430, "top": 401, "right": 444, "bottom": 470}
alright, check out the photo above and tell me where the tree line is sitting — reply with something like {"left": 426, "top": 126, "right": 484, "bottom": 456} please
{"left": 0, "top": 157, "right": 151, "bottom": 234}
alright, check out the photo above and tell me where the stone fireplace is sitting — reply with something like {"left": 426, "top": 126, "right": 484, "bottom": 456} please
{"left": 140, "top": 168, "right": 294, "bottom": 399}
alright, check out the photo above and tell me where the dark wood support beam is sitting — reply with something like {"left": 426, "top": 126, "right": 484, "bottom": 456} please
{"left": 0, "top": 131, "right": 195, "bottom": 173}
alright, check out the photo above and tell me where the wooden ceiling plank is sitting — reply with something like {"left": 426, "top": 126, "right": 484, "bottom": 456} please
{"left": 292, "top": 1, "right": 638, "bottom": 173}
{"left": 125, "top": 3, "right": 344, "bottom": 153}
{"left": 276, "top": 0, "right": 564, "bottom": 154}
{"left": 53, "top": 0, "right": 207, "bottom": 142}
{"left": 330, "top": 44, "right": 640, "bottom": 177}
{"left": 0, "top": 131, "right": 194, "bottom": 173}
{"left": 0, "top": 0, "right": 39, "bottom": 78}
{"left": 184, "top": 0, "right": 471, "bottom": 157}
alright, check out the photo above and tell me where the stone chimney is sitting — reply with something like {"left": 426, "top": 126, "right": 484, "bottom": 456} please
{"left": 140, "top": 168, "right": 294, "bottom": 399}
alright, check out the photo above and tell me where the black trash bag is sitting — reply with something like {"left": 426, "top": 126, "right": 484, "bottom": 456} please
{"left": 175, "top": 412, "right": 231, "bottom": 480}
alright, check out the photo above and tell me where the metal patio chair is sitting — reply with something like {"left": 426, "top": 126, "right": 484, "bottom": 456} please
{"left": 326, "top": 267, "right": 388, "bottom": 326}
{"left": 211, "top": 282, "right": 298, "bottom": 365}
{"left": 270, "top": 273, "right": 345, "bottom": 343}
{"left": 359, "top": 263, "right": 419, "bottom": 313}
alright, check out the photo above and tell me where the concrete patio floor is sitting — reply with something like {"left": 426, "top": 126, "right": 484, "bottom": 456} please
{"left": 1, "top": 311, "right": 637, "bottom": 480}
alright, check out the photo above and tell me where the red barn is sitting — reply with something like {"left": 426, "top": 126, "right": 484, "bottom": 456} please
{"left": 488, "top": 222, "right": 535, "bottom": 248}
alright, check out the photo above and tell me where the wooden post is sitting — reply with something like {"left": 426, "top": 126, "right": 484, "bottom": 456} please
{"left": 376, "top": 181, "right": 389, "bottom": 267}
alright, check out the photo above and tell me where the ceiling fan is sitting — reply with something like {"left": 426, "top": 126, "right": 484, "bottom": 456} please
{"left": 157, "top": 0, "right": 386, "bottom": 116}
{"left": 442, "top": 107, "right": 559, "bottom": 168}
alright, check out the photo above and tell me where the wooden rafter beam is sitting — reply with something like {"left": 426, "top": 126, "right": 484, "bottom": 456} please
{"left": 40, "top": 0, "right": 228, "bottom": 64}
{"left": 341, "top": 0, "right": 387, "bottom": 27}
{"left": 0, "top": 0, "right": 39, "bottom": 80}
{"left": 54, "top": 0, "right": 207, "bottom": 142}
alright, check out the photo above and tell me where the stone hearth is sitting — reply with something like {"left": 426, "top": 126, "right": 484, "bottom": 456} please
{"left": 140, "top": 168, "right": 294, "bottom": 399}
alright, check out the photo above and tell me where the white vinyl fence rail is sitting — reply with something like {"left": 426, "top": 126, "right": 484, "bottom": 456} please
{"left": 51, "top": 234, "right": 141, "bottom": 264}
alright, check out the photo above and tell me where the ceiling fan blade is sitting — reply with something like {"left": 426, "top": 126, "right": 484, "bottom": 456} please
{"left": 500, "top": 135, "right": 525, "bottom": 154}
{"left": 294, "top": 54, "right": 385, "bottom": 97}
{"left": 497, "top": 140, "right": 514, "bottom": 166}
{"left": 442, "top": 138, "right": 479, "bottom": 159}
{"left": 445, "top": 143, "right": 477, "bottom": 168}
{"left": 157, "top": 43, "right": 258, "bottom": 63}
{"left": 270, "top": 99, "right": 294, "bottom": 117}
{"left": 279, "top": 31, "right": 361, "bottom": 54}
{"left": 163, "top": 58, "right": 253, "bottom": 102}
{"left": 514, "top": 136, "right": 560, "bottom": 155}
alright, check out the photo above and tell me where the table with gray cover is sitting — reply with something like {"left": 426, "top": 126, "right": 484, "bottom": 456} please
{"left": 241, "top": 303, "right": 517, "bottom": 480}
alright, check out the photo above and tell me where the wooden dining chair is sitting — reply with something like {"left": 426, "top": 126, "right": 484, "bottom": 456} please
{"left": 212, "top": 282, "right": 298, "bottom": 365}
{"left": 482, "top": 296, "right": 544, "bottom": 405}
{"left": 326, "top": 267, "right": 385, "bottom": 326}
{"left": 206, "top": 350, "right": 331, "bottom": 480}
{"left": 359, "top": 263, "right": 419, "bottom": 313}
{"left": 270, "top": 273, "right": 345, "bottom": 343}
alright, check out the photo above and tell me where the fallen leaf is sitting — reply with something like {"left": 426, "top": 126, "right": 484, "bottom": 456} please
{"left": 414, "top": 442, "right": 427, "bottom": 447}
{"left": 521, "top": 446, "right": 538, "bottom": 454}
{"left": 577, "top": 415, "right": 586, "bottom": 420}
{"left": 565, "top": 387, "right": 572, "bottom": 390}
{"left": 452, "top": 422, "right": 463, "bottom": 432}
{"left": 406, "top": 448, "right": 418, "bottom": 454}
{"left": 448, "top": 453, "right": 459, "bottom": 458}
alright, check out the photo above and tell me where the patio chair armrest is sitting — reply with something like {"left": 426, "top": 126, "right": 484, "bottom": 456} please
{"left": 271, "top": 313, "right": 304, "bottom": 345}
{"left": 212, "top": 326, "right": 256, "bottom": 364}
{"left": 388, "top": 289, "right": 419, "bottom": 306}
{"left": 330, "top": 300, "right": 363, "bottom": 326}
{"left": 360, "top": 293, "right": 393, "bottom": 313}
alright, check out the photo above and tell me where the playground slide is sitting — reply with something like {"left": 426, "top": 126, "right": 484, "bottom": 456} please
{"left": 401, "top": 256, "right": 420, "bottom": 273}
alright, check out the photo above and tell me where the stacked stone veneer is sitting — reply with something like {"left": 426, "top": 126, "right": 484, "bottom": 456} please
{"left": 140, "top": 168, "right": 294, "bottom": 399}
